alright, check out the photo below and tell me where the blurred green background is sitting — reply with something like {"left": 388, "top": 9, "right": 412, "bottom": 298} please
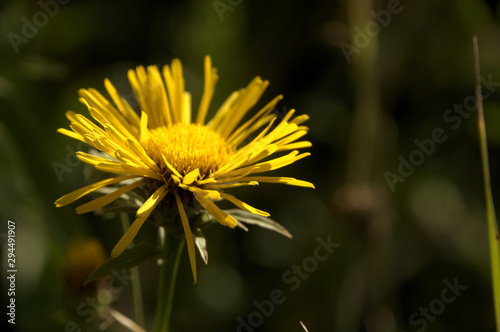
{"left": 2, "top": 0, "right": 500, "bottom": 331}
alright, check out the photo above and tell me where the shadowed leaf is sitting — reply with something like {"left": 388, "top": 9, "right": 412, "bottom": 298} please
{"left": 85, "top": 242, "right": 162, "bottom": 284}
{"left": 224, "top": 208, "right": 292, "bottom": 238}
{"left": 193, "top": 228, "right": 209, "bottom": 264}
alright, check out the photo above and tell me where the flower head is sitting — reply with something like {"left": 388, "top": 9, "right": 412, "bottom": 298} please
{"left": 55, "top": 56, "right": 314, "bottom": 282}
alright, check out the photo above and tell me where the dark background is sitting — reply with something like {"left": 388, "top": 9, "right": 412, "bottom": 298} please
{"left": 1, "top": 0, "right": 500, "bottom": 331}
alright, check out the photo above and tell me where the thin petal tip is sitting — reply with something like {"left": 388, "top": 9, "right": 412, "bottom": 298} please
{"left": 110, "top": 247, "right": 122, "bottom": 259}
{"left": 54, "top": 197, "right": 66, "bottom": 207}
{"left": 226, "top": 216, "right": 237, "bottom": 228}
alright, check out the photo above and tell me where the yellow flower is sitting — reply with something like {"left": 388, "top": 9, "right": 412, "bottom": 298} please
{"left": 55, "top": 56, "right": 314, "bottom": 282}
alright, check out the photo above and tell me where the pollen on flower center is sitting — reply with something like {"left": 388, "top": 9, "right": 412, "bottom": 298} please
{"left": 144, "top": 123, "right": 232, "bottom": 178}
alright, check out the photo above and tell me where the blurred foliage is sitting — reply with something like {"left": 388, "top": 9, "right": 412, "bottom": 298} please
{"left": 2, "top": 0, "right": 500, "bottom": 331}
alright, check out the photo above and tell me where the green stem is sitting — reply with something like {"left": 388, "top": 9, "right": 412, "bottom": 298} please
{"left": 345, "top": 0, "right": 381, "bottom": 185}
{"left": 153, "top": 225, "right": 185, "bottom": 332}
{"left": 120, "top": 213, "right": 145, "bottom": 328}
{"left": 474, "top": 36, "right": 500, "bottom": 332}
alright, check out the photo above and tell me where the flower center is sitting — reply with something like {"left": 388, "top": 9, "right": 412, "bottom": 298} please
{"left": 145, "top": 123, "right": 232, "bottom": 178}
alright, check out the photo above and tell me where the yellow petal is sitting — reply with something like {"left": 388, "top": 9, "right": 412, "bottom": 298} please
{"left": 238, "top": 144, "right": 279, "bottom": 168}
{"left": 202, "top": 181, "right": 258, "bottom": 190}
{"left": 125, "top": 138, "right": 161, "bottom": 173}
{"left": 113, "top": 149, "right": 146, "bottom": 169}
{"left": 182, "top": 92, "right": 191, "bottom": 124}
{"left": 163, "top": 59, "right": 185, "bottom": 123}
{"left": 75, "top": 179, "right": 146, "bottom": 214}
{"left": 79, "top": 88, "right": 126, "bottom": 125}
{"left": 142, "top": 66, "right": 162, "bottom": 128}
{"left": 207, "top": 91, "right": 240, "bottom": 130}
{"left": 280, "top": 109, "right": 296, "bottom": 122}
{"left": 55, "top": 175, "right": 138, "bottom": 207}
{"left": 65, "top": 110, "right": 78, "bottom": 122}
{"left": 172, "top": 59, "right": 186, "bottom": 122}
{"left": 128, "top": 67, "right": 157, "bottom": 127}
{"left": 183, "top": 168, "right": 200, "bottom": 185}
{"left": 290, "top": 114, "right": 309, "bottom": 125}
{"left": 220, "top": 193, "right": 270, "bottom": 217}
{"left": 136, "top": 185, "right": 168, "bottom": 216}
{"left": 95, "top": 161, "right": 163, "bottom": 181}
{"left": 181, "top": 185, "right": 221, "bottom": 200}
{"left": 222, "top": 151, "right": 310, "bottom": 178}
{"left": 57, "top": 128, "right": 84, "bottom": 141}
{"left": 239, "top": 176, "right": 315, "bottom": 189}
{"left": 272, "top": 122, "right": 299, "bottom": 141}
{"left": 162, "top": 154, "right": 183, "bottom": 179}
{"left": 111, "top": 185, "right": 168, "bottom": 257}
{"left": 162, "top": 65, "right": 177, "bottom": 122}
{"left": 175, "top": 192, "right": 197, "bottom": 284}
{"left": 146, "top": 66, "right": 172, "bottom": 127}
{"left": 88, "top": 107, "right": 135, "bottom": 141}
{"left": 194, "top": 193, "right": 236, "bottom": 228}
{"left": 273, "top": 130, "right": 308, "bottom": 147}
{"left": 171, "top": 174, "right": 181, "bottom": 185}
{"left": 213, "top": 118, "right": 277, "bottom": 176}
{"left": 104, "top": 78, "right": 141, "bottom": 130}
{"left": 275, "top": 141, "right": 312, "bottom": 152}
{"left": 196, "top": 55, "right": 218, "bottom": 125}
{"left": 76, "top": 151, "right": 113, "bottom": 166}
{"left": 140, "top": 111, "right": 150, "bottom": 143}
{"left": 219, "top": 77, "right": 269, "bottom": 138}
{"left": 227, "top": 95, "right": 282, "bottom": 145}
{"left": 101, "top": 128, "right": 150, "bottom": 169}
{"left": 73, "top": 113, "right": 107, "bottom": 136}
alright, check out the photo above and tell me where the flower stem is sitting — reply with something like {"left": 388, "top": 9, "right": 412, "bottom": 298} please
{"left": 120, "top": 213, "right": 145, "bottom": 328}
{"left": 153, "top": 225, "right": 185, "bottom": 332}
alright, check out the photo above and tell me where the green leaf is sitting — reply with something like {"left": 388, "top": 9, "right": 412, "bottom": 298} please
{"left": 85, "top": 242, "right": 162, "bottom": 284}
{"left": 235, "top": 220, "right": 249, "bottom": 232}
{"left": 193, "top": 228, "right": 209, "bottom": 264}
{"left": 224, "top": 209, "right": 292, "bottom": 238}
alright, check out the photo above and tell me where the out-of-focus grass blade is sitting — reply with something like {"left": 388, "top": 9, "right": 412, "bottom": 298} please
{"left": 474, "top": 35, "right": 500, "bottom": 331}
